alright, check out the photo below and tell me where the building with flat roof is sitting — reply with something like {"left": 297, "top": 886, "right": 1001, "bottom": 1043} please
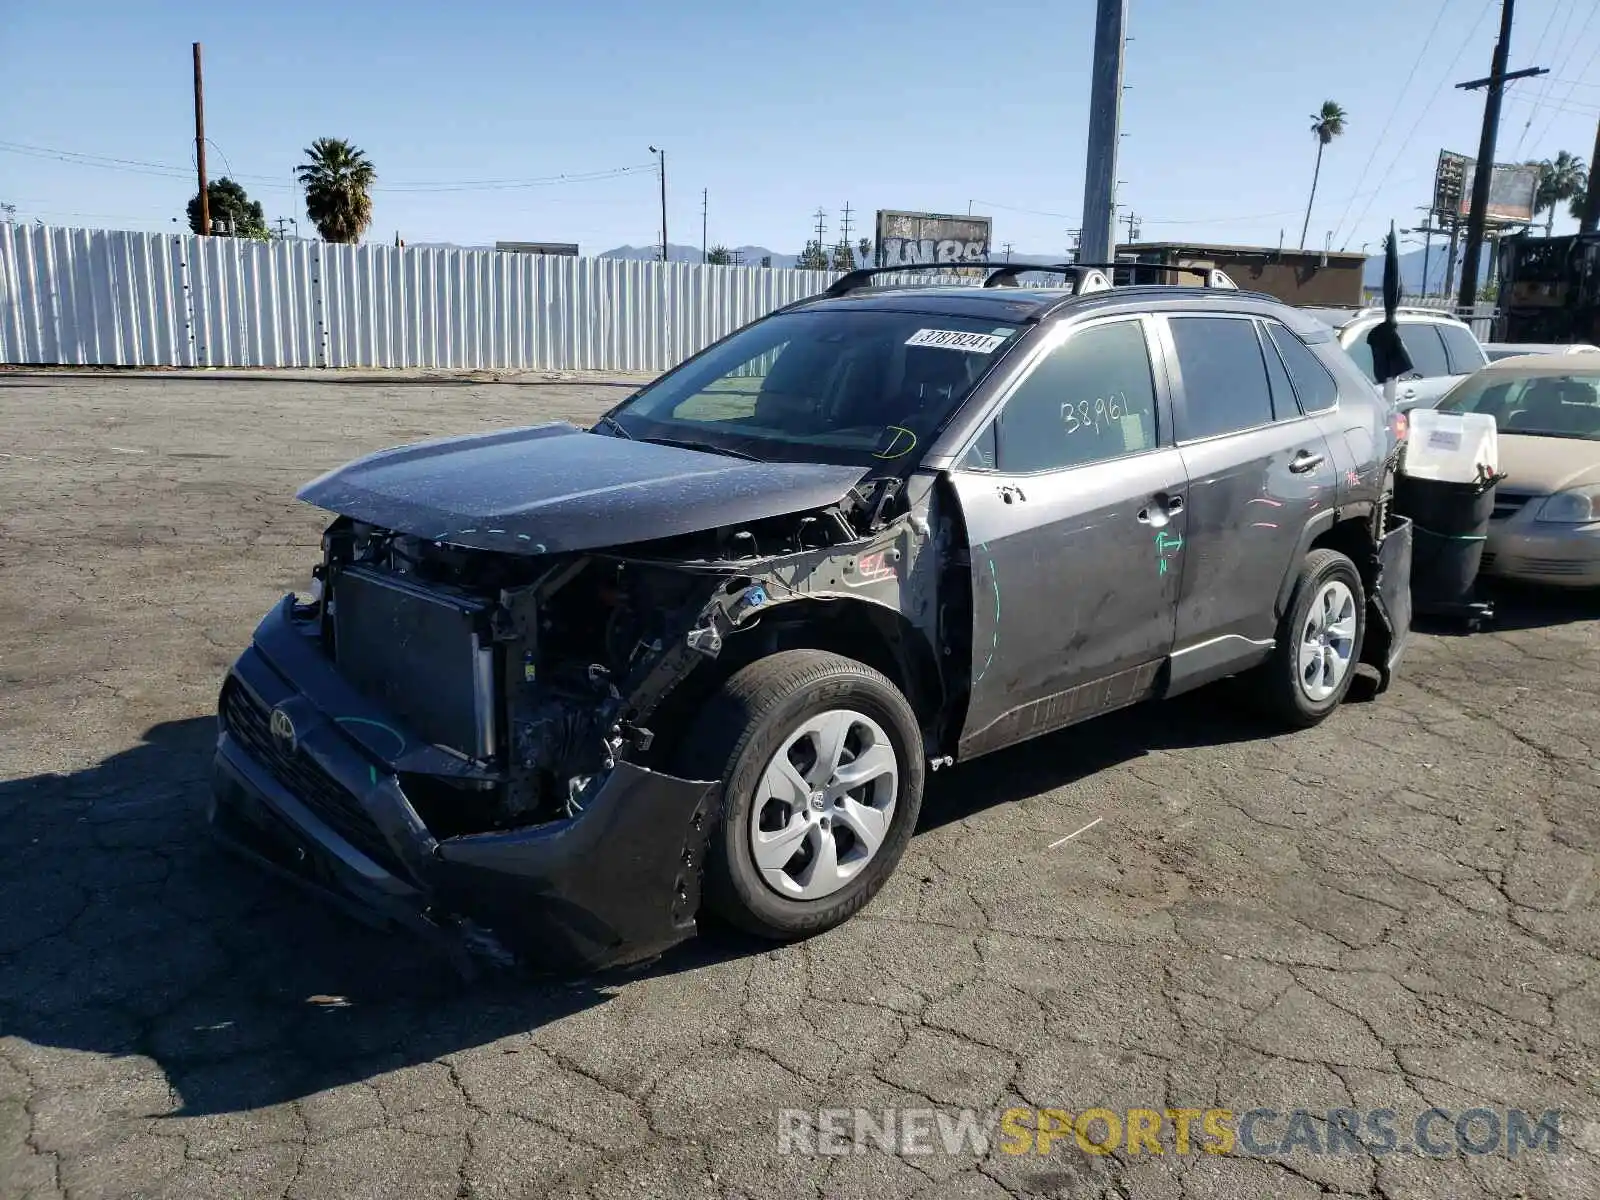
{"left": 1113, "top": 241, "right": 1367, "bottom": 306}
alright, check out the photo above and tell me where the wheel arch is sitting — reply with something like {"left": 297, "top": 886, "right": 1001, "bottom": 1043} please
{"left": 648, "top": 595, "right": 949, "bottom": 762}
{"left": 1274, "top": 510, "right": 1376, "bottom": 617}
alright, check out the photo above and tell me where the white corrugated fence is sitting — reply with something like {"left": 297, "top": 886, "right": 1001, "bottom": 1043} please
{"left": 0, "top": 224, "right": 839, "bottom": 372}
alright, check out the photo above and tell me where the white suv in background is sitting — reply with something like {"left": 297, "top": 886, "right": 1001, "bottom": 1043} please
{"left": 1304, "top": 306, "right": 1488, "bottom": 412}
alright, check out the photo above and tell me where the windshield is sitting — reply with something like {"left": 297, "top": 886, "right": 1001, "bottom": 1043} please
{"left": 1438, "top": 369, "right": 1600, "bottom": 440}
{"left": 604, "top": 308, "right": 1025, "bottom": 466}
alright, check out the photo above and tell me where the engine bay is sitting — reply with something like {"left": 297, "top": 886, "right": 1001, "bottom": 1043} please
{"left": 307, "top": 488, "right": 901, "bottom": 840}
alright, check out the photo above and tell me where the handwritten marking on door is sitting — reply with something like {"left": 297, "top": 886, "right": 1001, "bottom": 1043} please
{"left": 1154, "top": 530, "right": 1185, "bottom": 575}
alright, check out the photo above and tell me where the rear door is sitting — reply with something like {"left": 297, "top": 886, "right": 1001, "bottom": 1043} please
{"left": 1396, "top": 320, "right": 1456, "bottom": 410}
{"left": 1162, "top": 313, "right": 1338, "bottom": 653}
{"left": 947, "top": 315, "right": 1187, "bottom": 759}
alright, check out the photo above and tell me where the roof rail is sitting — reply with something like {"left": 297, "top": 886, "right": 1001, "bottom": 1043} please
{"left": 1073, "top": 262, "right": 1241, "bottom": 289}
{"left": 821, "top": 261, "right": 1077, "bottom": 298}
{"left": 1321, "top": 303, "right": 1466, "bottom": 319}
{"left": 819, "top": 259, "right": 1232, "bottom": 299}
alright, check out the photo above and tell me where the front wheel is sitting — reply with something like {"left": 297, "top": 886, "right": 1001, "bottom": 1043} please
{"left": 1254, "top": 548, "right": 1367, "bottom": 728}
{"left": 675, "top": 650, "right": 924, "bottom": 940}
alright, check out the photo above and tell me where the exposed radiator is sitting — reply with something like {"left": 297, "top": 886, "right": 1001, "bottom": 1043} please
{"left": 331, "top": 566, "right": 498, "bottom": 759}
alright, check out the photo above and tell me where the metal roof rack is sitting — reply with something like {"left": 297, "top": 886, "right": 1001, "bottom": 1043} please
{"left": 1073, "top": 262, "right": 1242, "bottom": 290}
{"left": 1308, "top": 303, "right": 1469, "bottom": 320}
{"left": 819, "top": 260, "right": 1237, "bottom": 299}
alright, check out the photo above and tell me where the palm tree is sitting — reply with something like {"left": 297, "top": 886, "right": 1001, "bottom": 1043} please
{"left": 296, "top": 138, "right": 376, "bottom": 244}
{"left": 1300, "top": 101, "right": 1347, "bottom": 250}
{"left": 1535, "top": 151, "right": 1587, "bottom": 234}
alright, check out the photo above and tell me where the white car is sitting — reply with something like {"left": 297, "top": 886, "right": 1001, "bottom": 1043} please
{"left": 1483, "top": 342, "right": 1600, "bottom": 362}
{"left": 1304, "top": 305, "right": 1488, "bottom": 412}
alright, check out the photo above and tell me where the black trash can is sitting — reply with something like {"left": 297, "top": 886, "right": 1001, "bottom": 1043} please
{"left": 1393, "top": 472, "right": 1499, "bottom": 622}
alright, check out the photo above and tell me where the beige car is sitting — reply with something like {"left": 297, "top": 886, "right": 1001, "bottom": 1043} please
{"left": 1435, "top": 353, "right": 1600, "bottom": 587}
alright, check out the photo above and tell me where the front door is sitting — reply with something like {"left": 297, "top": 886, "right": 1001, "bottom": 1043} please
{"left": 1161, "top": 314, "right": 1338, "bottom": 651}
{"left": 947, "top": 316, "right": 1187, "bottom": 760}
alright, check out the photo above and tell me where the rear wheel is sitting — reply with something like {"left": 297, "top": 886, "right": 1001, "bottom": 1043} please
{"left": 1254, "top": 548, "right": 1366, "bottom": 728}
{"left": 676, "top": 650, "right": 924, "bottom": 939}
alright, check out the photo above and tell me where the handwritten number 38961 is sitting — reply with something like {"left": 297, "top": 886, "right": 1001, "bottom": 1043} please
{"left": 1060, "top": 392, "right": 1126, "bottom": 437}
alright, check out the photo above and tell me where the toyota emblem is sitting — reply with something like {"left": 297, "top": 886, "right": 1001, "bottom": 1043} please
{"left": 269, "top": 707, "right": 297, "bottom": 753}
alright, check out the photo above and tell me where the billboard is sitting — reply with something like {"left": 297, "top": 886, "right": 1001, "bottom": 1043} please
{"left": 874, "top": 211, "right": 992, "bottom": 266}
{"left": 1432, "top": 151, "right": 1538, "bottom": 225}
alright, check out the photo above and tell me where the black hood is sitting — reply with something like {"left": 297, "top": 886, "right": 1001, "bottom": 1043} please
{"left": 297, "top": 422, "right": 870, "bottom": 555}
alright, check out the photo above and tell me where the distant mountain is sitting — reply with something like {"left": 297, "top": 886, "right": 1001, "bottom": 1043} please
{"left": 1362, "top": 245, "right": 1493, "bottom": 295}
{"left": 599, "top": 243, "right": 796, "bottom": 268}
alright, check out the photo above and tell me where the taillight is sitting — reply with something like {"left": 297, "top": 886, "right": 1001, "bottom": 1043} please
{"left": 1389, "top": 410, "right": 1409, "bottom": 442}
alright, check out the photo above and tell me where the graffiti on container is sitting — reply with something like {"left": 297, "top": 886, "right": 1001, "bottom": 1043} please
{"left": 879, "top": 238, "right": 989, "bottom": 265}
{"left": 873, "top": 210, "right": 993, "bottom": 268}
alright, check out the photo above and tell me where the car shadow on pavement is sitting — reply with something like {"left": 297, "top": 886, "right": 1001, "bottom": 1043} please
{"left": 1478, "top": 581, "right": 1597, "bottom": 632}
{"left": 918, "top": 686, "right": 1270, "bottom": 831}
{"left": 0, "top": 716, "right": 730, "bottom": 1119}
{"left": 1407, "top": 582, "right": 1595, "bottom": 636}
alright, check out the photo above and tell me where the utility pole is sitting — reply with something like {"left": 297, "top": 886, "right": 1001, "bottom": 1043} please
{"left": 649, "top": 146, "right": 667, "bottom": 261}
{"left": 1079, "top": 0, "right": 1128, "bottom": 264}
{"left": 813, "top": 208, "right": 827, "bottom": 258}
{"left": 1581, "top": 114, "right": 1600, "bottom": 234}
{"left": 1443, "top": 217, "right": 1462, "bottom": 300}
{"left": 1001, "top": 241, "right": 1013, "bottom": 262}
{"left": 1455, "top": 0, "right": 1547, "bottom": 309}
{"left": 272, "top": 216, "right": 293, "bottom": 241}
{"left": 701, "top": 188, "right": 708, "bottom": 264}
{"left": 840, "top": 202, "right": 853, "bottom": 253}
{"left": 1405, "top": 209, "right": 1444, "bottom": 297}
{"left": 192, "top": 42, "right": 209, "bottom": 236}
{"left": 1123, "top": 210, "right": 1140, "bottom": 244}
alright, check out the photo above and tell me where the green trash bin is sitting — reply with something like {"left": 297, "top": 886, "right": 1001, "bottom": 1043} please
{"left": 1393, "top": 471, "right": 1500, "bottom": 625}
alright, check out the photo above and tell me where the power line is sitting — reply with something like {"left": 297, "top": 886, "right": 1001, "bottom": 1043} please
{"left": 1339, "top": 0, "right": 1497, "bottom": 249}
{"left": 1506, "top": 89, "right": 1600, "bottom": 118}
{"left": 1510, "top": 0, "right": 1574, "bottom": 156}
{"left": 1526, "top": 15, "right": 1600, "bottom": 152}
{"left": 1329, "top": 0, "right": 1451, "bottom": 246}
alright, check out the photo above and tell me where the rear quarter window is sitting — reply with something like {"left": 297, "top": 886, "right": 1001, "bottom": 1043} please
{"left": 1437, "top": 323, "right": 1487, "bottom": 375}
{"left": 1268, "top": 323, "right": 1340, "bottom": 412}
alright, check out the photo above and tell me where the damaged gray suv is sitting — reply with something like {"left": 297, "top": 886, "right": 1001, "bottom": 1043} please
{"left": 211, "top": 263, "right": 1413, "bottom": 973}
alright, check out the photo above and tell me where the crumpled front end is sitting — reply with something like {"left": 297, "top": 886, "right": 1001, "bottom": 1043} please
{"left": 210, "top": 594, "right": 719, "bottom": 974}
{"left": 210, "top": 458, "right": 944, "bottom": 973}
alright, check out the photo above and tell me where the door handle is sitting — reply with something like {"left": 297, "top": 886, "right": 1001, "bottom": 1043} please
{"left": 996, "top": 484, "right": 1026, "bottom": 504}
{"left": 1289, "top": 450, "right": 1325, "bottom": 474}
{"left": 1137, "top": 493, "right": 1183, "bottom": 523}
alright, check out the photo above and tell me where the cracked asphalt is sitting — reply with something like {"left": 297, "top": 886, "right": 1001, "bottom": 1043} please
{"left": 3, "top": 371, "right": 1599, "bottom": 1200}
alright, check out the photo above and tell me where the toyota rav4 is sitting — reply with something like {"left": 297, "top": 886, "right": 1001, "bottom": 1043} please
{"left": 210, "top": 263, "right": 1414, "bottom": 973}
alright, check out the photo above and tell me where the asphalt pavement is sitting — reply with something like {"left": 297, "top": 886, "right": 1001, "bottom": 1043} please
{"left": 2, "top": 372, "right": 1598, "bottom": 1200}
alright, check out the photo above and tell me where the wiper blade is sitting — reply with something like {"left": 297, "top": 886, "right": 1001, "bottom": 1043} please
{"left": 641, "top": 437, "right": 762, "bottom": 462}
{"left": 596, "top": 413, "right": 633, "bottom": 439}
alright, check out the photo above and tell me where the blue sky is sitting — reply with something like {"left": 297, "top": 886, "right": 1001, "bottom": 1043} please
{"left": 3, "top": 0, "right": 1598, "bottom": 256}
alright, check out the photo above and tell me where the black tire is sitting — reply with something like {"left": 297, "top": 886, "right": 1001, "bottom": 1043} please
{"left": 674, "top": 649, "right": 924, "bottom": 940}
{"left": 1254, "top": 548, "right": 1367, "bottom": 729}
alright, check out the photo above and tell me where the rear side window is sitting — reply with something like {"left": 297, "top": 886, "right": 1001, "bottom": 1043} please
{"left": 1438, "top": 323, "right": 1487, "bottom": 375}
{"left": 1399, "top": 322, "right": 1451, "bottom": 378}
{"left": 1268, "top": 324, "right": 1340, "bottom": 411}
{"left": 1169, "top": 316, "right": 1274, "bottom": 439}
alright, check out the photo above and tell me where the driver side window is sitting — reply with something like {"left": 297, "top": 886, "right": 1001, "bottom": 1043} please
{"left": 978, "top": 320, "right": 1159, "bottom": 474}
